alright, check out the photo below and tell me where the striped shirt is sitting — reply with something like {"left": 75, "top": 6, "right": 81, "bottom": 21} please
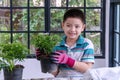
{"left": 53, "top": 35, "right": 95, "bottom": 77}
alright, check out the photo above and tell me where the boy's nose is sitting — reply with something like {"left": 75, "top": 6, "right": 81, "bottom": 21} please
{"left": 70, "top": 26, "right": 76, "bottom": 31}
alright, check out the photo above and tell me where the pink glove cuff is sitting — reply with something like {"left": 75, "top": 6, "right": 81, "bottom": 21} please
{"left": 66, "top": 57, "right": 75, "bottom": 67}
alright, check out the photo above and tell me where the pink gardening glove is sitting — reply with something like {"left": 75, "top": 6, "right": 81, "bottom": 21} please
{"left": 51, "top": 51, "right": 75, "bottom": 67}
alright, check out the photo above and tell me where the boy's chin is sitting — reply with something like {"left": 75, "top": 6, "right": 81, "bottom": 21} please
{"left": 69, "top": 36, "right": 78, "bottom": 39}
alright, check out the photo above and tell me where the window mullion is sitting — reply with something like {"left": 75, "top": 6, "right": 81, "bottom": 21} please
{"left": 28, "top": 0, "right": 30, "bottom": 49}
{"left": 10, "top": 0, "right": 13, "bottom": 43}
{"left": 45, "top": 0, "right": 50, "bottom": 33}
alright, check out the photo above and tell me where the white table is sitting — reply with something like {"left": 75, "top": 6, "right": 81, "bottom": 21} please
{"left": 0, "top": 69, "right": 54, "bottom": 80}
{"left": 0, "top": 59, "right": 54, "bottom": 80}
{"left": 0, "top": 59, "right": 83, "bottom": 80}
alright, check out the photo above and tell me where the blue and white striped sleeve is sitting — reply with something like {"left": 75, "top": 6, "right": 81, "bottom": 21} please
{"left": 81, "top": 38, "right": 95, "bottom": 63}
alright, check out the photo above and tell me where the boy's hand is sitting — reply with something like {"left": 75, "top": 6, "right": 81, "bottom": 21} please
{"left": 35, "top": 48, "right": 41, "bottom": 60}
{"left": 51, "top": 51, "right": 75, "bottom": 67}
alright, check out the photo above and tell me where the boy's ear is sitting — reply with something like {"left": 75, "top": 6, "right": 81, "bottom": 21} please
{"left": 81, "top": 24, "right": 86, "bottom": 31}
{"left": 61, "top": 22, "right": 64, "bottom": 29}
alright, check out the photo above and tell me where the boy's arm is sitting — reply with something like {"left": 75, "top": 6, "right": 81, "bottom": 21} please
{"left": 73, "top": 61, "right": 93, "bottom": 73}
{"left": 50, "top": 51, "right": 94, "bottom": 73}
{"left": 51, "top": 69, "right": 59, "bottom": 77}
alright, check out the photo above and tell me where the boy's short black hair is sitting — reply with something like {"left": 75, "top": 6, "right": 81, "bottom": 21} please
{"left": 63, "top": 8, "right": 85, "bottom": 23}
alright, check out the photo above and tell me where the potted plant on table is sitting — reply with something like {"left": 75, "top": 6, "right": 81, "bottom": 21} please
{"left": 0, "top": 42, "right": 29, "bottom": 80}
{"left": 33, "top": 33, "right": 61, "bottom": 73}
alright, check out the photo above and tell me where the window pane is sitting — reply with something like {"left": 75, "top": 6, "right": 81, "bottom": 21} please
{"left": 0, "top": 9, "right": 10, "bottom": 31}
{"left": 50, "top": 9, "right": 65, "bottom": 31}
{"left": 50, "top": 0, "right": 66, "bottom": 7}
{"left": 30, "top": 9, "right": 44, "bottom": 31}
{"left": 86, "top": 0, "right": 101, "bottom": 7}
{"left": 0, "top": 0, "right": 105, "bottom": 57}
{"left": 115, "top": 5, "right": 120, "bottom": 32}
{"left": 86, "top": 9, "right": 101, "bottom": 31}
{"left": 30, "top": 33, "right": 36, "bottom": 54}
{"left": 50, "top": 33, "right": 64, "bottom": 38}
{"left": 12, "top": 9, "right": 28, "bottom": 31}
{"left": 12, "top": 0, "right": 27, "bottom": 7}
{"left": 86, "top": 33, "right": 101, "bottom": 55}
{"left": 69, "top": 0, "right": 84, "bottom": 7}
{"left": 30, "top": 0, "right": 44, "bottom": 7}
{"left": 13, "top": 33, "right": 28, "bottom": 46}
{"left": 0, "top": 0, "right": 10, "bottom": 7}
{"left": 0, "top": 33, "right": 10, "bottom": 44}
{"left": 114, "top": 4, "right": 120, "bottom": 66}
{"left": 114, "top": 33, "right": 120, "bottom": 66}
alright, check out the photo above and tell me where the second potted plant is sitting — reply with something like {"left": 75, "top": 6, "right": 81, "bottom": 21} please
{"left": 33, "top": 33, "right": 61, "bottom": 73}
{"left": 0, "top": 42, "right": 29, "bottom": 80}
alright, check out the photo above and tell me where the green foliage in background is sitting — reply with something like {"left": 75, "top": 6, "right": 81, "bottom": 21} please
{"left": 0, "top": 33, "right": 10, "bottom": 44}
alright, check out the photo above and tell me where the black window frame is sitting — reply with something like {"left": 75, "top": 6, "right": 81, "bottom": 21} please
{"left": 109, "top": 0, "right": 120, "bottom": 67}
{"left": 0, "top": 0, "right": 106, "bottom": 58}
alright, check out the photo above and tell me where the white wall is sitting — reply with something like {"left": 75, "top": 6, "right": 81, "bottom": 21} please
{"left": 93, "top": 59, "right": 106, "bottom": 68}
{"left": 105, "top": 0, "right": 110, "bottom": 67}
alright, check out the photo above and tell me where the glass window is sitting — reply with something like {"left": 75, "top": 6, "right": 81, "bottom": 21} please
{"left": 0, "top": 0, "right": 105, "bottom": 58}
{"left": 0, "top": 9, "right": 10, "bottom": 31}
{"left": 86, "top": 9, "right": 101, "bottom": 31}
{"left": 110, "top": 1, "right": 120, "bottom": 66}
{"left": 30, "top": 9, "right": 45, "bottom": 31}
{"left": 12, "top": 0, "right": 27, "bottom": 7}
{"left": 0, "top": 0, "right": 10, "bottom": 7}
{"left": 12, "top": 9, "right": 27, "bottom": 31}
{"left": 113, "top": 4, "right": 120, "bottom": 66}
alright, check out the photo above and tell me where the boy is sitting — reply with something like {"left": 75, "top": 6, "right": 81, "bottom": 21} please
{"left": 50, "top": 8, "right": 95, "bottom": 78}
{"left": 36, "top": 8, "right": 95, "bottom": 79}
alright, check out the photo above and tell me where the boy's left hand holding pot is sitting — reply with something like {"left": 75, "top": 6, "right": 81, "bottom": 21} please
{"left": 50, "top": 51, "right": 75, "bottom": 68}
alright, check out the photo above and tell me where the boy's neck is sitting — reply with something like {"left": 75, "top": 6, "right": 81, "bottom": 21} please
{"left": 66, "top": 38, "right": 77, "bottom": 47}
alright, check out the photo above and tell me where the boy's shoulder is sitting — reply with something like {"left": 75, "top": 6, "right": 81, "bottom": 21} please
{"left": 84, "top": 38, "right": 93, "bottom": 43}
{"left": 77, "top": 36, "right": 93, "bottom": 44}
{"left": 83, "top": 38, "right": 94, "bottom": 48}
{"left": 77, "top": 36, "right": 94, "bottom": 47}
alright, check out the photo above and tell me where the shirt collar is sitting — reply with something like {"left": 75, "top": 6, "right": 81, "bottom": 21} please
{"left": 60, "top": 35, "right": 84, "bottom": 46}
{"left": 60, "top": 35, "right": 66, "bottom": 46}
{"left": 76, "top": 35, "right": 84, "bottom": 44}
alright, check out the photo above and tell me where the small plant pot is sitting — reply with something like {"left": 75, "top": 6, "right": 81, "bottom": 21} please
{"left": 3, "top": 66, "right": 24, "bottom": 80}
{"left": 40, "top": 55, "right": 58, "bottom": 73}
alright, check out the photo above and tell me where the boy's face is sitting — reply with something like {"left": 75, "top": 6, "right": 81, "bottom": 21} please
{"left": 62, "top": 17, "right": 85, "bottom": 40}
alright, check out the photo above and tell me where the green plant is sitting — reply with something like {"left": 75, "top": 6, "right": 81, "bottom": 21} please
{"left": 0, "top": 42, "right": 29, "bottom": 71}
{"left": 33, "top": 33, "right": 61, "bottom": 55}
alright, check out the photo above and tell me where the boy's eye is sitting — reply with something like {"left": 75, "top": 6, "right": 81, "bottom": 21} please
{"left": 66, "top": 25, "right": 71, "bottom": 27}
{"left": 75, "top": 26, "right": 80, "bottom": 28}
